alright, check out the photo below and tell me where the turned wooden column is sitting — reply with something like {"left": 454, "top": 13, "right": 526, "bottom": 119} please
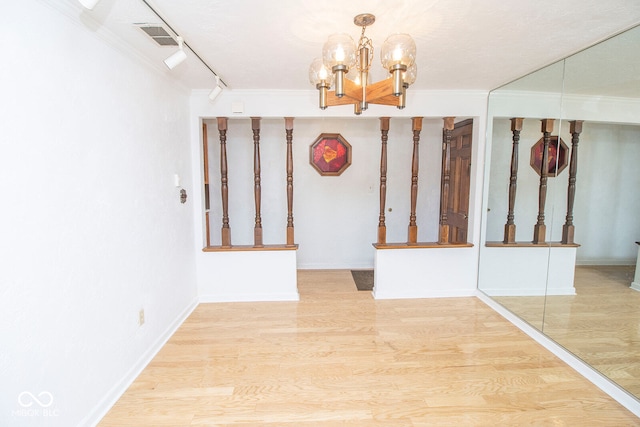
{"left": 533, "top": 118, "right": 554, "bottom": 244}
{"left": 285, "top": 117, "right": 295, "bottom": 247}
{"left": 378, "top": 117, "right": 390, "bottom": 245}
{"left": 203, "top": 122, "right": 211, "bottom": 247}
{"left": 217, "top": 117, "right": 231, "bottom": 248}
{"left": 408, "top": 117, "right": 423, "bottom": 244}
{"left": 439, "top": 117, "right": 455, "bottom": 244}
{"left": 562, "top": 120, "right": 583, "bottom": 244}
{"left": 251, "top": 117, "right": 263, "bottom": 247}
{"left": 504, "top": 117, "right": 523, "bottom": 244}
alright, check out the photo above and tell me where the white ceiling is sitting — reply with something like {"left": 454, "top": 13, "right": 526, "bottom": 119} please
{"left": 79, "top": 0, "right": 640, "bottom": 93}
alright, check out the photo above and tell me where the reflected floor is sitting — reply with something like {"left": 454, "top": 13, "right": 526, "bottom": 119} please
{"left": 495, "top": 265, "right": 640, "bottom": 397}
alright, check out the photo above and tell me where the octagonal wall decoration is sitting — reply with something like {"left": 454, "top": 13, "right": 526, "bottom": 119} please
{"left": 530, "top": 136, "right": 569, "bottom": 177}
{"left": 309, "top": 133, "right": 352, "bottom": 176}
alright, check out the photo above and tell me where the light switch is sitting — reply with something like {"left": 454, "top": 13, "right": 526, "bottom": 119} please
{"left": 174, "top": 174, "right": 181, "bottom": 187}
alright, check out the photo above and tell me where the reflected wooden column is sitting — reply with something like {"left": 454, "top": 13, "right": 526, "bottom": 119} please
{"left": 251, "top": 117, "right": 263, "bottom": 247}
{"left": 504, "top": 117, "right": 523, "bottom": 244}
{"left": 217, "top": 117, "right": 231, "bottom": 248}
{"left": 408, "top": 117, "right": 423, "bottom": 244}
{"left": 439, "top": 117, "right": 455, "bottom": 244}
{"left": 533, "top": 118, "right": 554, "bottom": 244}
{"left": 377, "top": 117, "right": 390, "bottom": 245}
{"left": 202, "top": 122, "right": 211, "bottom": 247}
{"left": 562, "top": 120, "right": 583, "bottom": 244}
{"left": 285, "top": 117, "right": 295, "bottom": 247}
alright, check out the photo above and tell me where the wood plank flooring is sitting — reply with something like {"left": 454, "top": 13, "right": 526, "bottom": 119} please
{"left": 99, "top": 270, "right": 639, "bottom": 426}
{"left": 495, "top": 265, "right": 640, "bottom": 398}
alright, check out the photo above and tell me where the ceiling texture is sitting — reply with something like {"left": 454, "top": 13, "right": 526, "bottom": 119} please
{"left": 77, "top": 0, "right": 640, "bottom": 94}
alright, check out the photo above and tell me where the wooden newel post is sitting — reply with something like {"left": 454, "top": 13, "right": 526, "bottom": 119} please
{"left": 285, "top": 117, "right": 295, "bottom": 247}
{"left": 408, "top": 117, "right": 423, "bottom": 244}
{"left": 439, "top": 117, "right": 455, "bottom": 244}
{"left": 504, "top": 117, "right": 523, "bottom": 244}
{"left": 217, "top": 117, "right": 232, "bottom": 248}
{"left": 533, "top": 118, "right": 554, "bottom": 244}
{"left": 251, "top": 117, "right": 263, "bottom": 247}
{"left": 562, "top": 120, "right": 583, "bottom": 244}
{"left": 378, "top": 117, "right": 390, "bottom": 245}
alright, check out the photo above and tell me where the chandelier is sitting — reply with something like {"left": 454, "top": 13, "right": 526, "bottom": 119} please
{"left": 309, "top": 13, "right": 417, "bottom": 115}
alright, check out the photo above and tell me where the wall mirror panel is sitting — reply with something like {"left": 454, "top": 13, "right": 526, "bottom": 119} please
{"left": 479, "top": 59, "right": 566, "bottom": 331}
{"left": 479, "top": 24, "right": 640, "bottom": 401}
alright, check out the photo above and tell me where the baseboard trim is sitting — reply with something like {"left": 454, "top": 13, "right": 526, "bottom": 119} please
{"left": 373, "top": 289, "right": 477, "bottom": 299}
{"left": 82, "top": 297, "right": 199, "bottom": 427}
{"left": 199, "top": 292, "right": 300, "bottom": 303}
{"left": 479, "top": 287, "right": 576, "bottom": 296}
{"left": 297, "top": 263, "right": 374, "bottom": 270}
{"left": 576, "top": 259, "right": 635, "bottom": 266}
{"left": 476, "top": 290, "right": 640, "bottom": 418}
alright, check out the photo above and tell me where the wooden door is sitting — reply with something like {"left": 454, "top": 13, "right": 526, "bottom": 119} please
{"left": 444, "top": 119, "right": 473, "bottom": 243}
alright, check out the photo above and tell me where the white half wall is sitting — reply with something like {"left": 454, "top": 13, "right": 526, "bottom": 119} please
{"left": 478, "top": 246, "right": 577, "bottom": 296}
{"left": 632, "top": 244, "right": 640, "bottom": 292}
{"left": 373, "top": 247, "right": 479, "bottom": 299}
{"left": 198, "top": 250, "right": 299, "bottom": 302}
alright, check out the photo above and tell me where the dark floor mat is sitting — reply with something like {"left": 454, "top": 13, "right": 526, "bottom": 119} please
{"left": 351, "top": 269, "right": 374, "bottom": 291}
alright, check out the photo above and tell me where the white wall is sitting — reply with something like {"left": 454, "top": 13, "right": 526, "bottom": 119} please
{"left": 569, "top": 121, "right": 640, "bottom": 263}
{"left": 0, "top": 2, "right": 197, "bottom": 426}
{"left": 192, "top": 90, "right": 488, "bottom": 272}
{"left": 203, "top": 117, "right": 452, "bottom": 269}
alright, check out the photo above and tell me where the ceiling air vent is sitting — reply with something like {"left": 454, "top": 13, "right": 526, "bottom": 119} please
{"left": 136, "top": 24, "right": 178, "bottom": 46}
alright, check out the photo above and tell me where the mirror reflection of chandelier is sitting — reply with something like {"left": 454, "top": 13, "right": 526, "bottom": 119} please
{"left": 309, "top": 13, "right": 417, "bottom": 115}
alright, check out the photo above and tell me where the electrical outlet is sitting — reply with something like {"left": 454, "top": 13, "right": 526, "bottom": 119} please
{"left": 138, "top": 309, "right": 145, "bottom": 326}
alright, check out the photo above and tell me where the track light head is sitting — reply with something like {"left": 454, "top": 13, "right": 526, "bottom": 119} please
{"left": 209, "top": 76, "right": 223, "bottom": 101}
{"left": 164, "top": 36, "right": 186, "bottom": 70}
{"left": 209, "top": 86, "right": 222, "bottom": 101}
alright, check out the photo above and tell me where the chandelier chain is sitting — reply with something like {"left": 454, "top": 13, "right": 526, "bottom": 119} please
{"left": 355, "top": 26, "right": 374, "bottom": 72}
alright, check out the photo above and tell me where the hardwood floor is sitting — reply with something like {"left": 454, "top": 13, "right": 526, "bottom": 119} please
{"left": 99, "top": 270, "right": 639, "bottom": 426}
{"left": 496, "top": 265, "right": 640, "bottom": 398}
